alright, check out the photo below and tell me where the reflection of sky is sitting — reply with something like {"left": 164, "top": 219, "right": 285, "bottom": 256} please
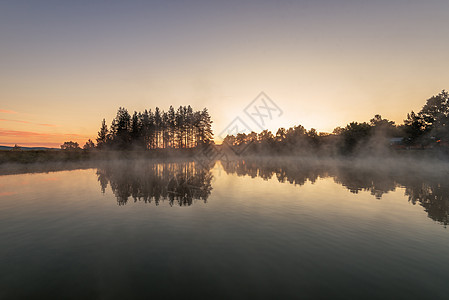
{"left": 1, "top": 0, "right": 449, "bottom": 146}
{"left": 0, "top": 170, "right": 91, "bottom": 202}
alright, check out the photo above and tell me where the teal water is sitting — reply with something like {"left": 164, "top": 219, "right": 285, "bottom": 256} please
{"left": 0, "top": 160, "right": 448, "bottom": 299}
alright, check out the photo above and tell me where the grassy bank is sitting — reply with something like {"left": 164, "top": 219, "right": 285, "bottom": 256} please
{"left": 0, "top": 148, "right": 201, "bottom": 164}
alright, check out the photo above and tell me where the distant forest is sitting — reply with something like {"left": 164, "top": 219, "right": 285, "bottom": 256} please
{"left": 57, "top": 90, "right": 448, "bottom": 155}
{"left": 78, "top": 105, "right": 213, "bottom": 151}
{"left": 222, "top": 90, "right": 449, "bottom": 155}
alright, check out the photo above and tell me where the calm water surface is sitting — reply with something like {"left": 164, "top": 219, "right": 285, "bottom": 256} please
{"left": 0, "top": 159, "right": 448, "bottom": 299}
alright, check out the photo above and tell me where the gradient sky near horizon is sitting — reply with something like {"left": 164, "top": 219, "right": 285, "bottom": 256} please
{"left": 1, "top": 0, "right": 448, "bottom": 147}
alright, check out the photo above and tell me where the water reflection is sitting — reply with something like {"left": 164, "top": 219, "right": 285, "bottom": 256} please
{"left": 221, "top": 159, "right": 449, "bottom": 226}
{"left": 96, "top": 161, "right": 213, "bottom": 206}
{"left": 404, "top": 181, "right": 449, "bottom": 226}
{"left": 2, "top": 158, "right": 447, "bottom": 225}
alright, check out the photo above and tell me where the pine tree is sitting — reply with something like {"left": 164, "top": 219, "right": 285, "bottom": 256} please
{"left": 111, "top": 107, "right": 131, "bottom": 149}
{"left": 176, "top": 106, "right": 184, "bottom": 148}
{"left": 140, "top": 110, "right": 151, "bottom": 149}
{"left": 148, "top": 109, "right": 155, "bottom": 149}
{"left": 168, "top": 106, "right": 176, "bottom": 148}
{"left": 83, "top": 139, "right": 95, "bottom": 150}
{"left": 131, "top": 111, "right": 140, "bottom": 145}
{"left": 96, "top": 119, "right": 109, "bottom": 149}
{"left": 201, "top": 108, "right": 213, "bottom": 144}
{"left": 154, "top": 107, "right": 161, "bottom": 148}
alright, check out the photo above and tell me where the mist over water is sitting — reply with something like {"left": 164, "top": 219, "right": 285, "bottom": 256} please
{"left": 220, "top": 156, "right": 449, "bottom": 226}
{"left": 0, "top": 157, "right": 448, "bottom": 299}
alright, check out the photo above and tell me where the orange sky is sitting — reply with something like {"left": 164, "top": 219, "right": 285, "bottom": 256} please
{"left": 1, "top": 1, "right": 448, "bottom": 147}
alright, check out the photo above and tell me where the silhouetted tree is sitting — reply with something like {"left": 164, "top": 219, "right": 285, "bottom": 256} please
{"left": 110, "top": 107, "right": 131, "bottom": 149}
{"left": 83, "top": 139, "right": 95, "bottom": 150}
{"left": 130, "top": 111, "right": 140, "bottom": 147}
{"left": 332, "top": 126, "right": 344, "bottom": 135}
{"left": 96, "top": 119, "right": 109, "bottom": 149}
{"left": 419, "top": 90, "right": 449, "bottom": 140}
{"left": 199, "top": 108, "right": 213, "bottom": 145}
{"left": 341, "top": 122, "right": 371, "bottom": 152}
{"left": 276, "top": 128, "right": 287, "bottom": 142}
{"left": 61, "top": 141, "right": 80, "bottom": 150}
{"left": 168, "top": 106, "right": 176, "bottom": 148}
{"left": 403, "top": 90, "right": 449, "bottom": 145}
{"left": 154, "top": 107, "right": 162, "bottom": 148}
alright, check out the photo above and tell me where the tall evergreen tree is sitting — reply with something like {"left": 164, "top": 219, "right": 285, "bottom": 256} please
{"left": 154, "top": 107, "right": 162, "bottom": 148}
{"left": 131, "top": 111, "right": 140, "bottom": 146}
{"left": 96, "top": 119, "right": 109, "bottom": 149}
{"left": 168, "top": 106, "right": 176, "bottom": 148}
{"left": 176, "top": 106, "right": 184, "bottom": 148}
{"left": 201, "top": 108, "right": 213, "bottom": 144}
{"left": 111, "top": 107, "right": 131, "bottom": 149}
{"left": 140, "top": 110, "right": 151, "bottom": 149}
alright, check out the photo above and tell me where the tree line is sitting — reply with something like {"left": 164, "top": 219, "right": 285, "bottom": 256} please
{"left": 222, "top": 90, "right": 449, "bottom": 154}
{"left": 78, "top": 105, "right": 213, "bottom": 150}
{"left": 62, "top": 90, "right": 447, "bottom": 154}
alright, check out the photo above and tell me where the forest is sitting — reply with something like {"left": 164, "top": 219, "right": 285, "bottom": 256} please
{"left": 222, "top": 90, "right": 449, "bottom": 155}
{"left": 84, "top": 105, "right": 213, "bottom": 151}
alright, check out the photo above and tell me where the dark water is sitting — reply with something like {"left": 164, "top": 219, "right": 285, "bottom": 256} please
{"left": 1, "top": 159, "right": 448, "bottom": 299}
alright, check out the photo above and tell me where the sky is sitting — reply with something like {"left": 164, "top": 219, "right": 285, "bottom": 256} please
{"left": 1, "top": 0, "right": 448, "bottom": 147}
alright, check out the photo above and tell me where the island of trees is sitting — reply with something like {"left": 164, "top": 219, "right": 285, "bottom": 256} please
{"left": 81, "top": 105, "right": 213, "bottom": 151}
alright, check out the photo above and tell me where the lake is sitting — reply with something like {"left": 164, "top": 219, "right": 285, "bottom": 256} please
{"left": 1, "top": 158, "right": 448, "bottom": 299}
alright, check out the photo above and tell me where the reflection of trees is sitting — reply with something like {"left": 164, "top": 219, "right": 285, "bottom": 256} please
{"left": 404, "top": 181, "right": 449, "bottom": 226}
{"left": 221, "top": 159, "right": 449, "bottom": 227}
{"left": 222, "top": 160, "right": 329, "bottom": 186}
{"left": 333, "top": 168, "right": 397, "bottom": 199}
{"left": 96, "top": 161, "right": 213, "bottom": 206}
